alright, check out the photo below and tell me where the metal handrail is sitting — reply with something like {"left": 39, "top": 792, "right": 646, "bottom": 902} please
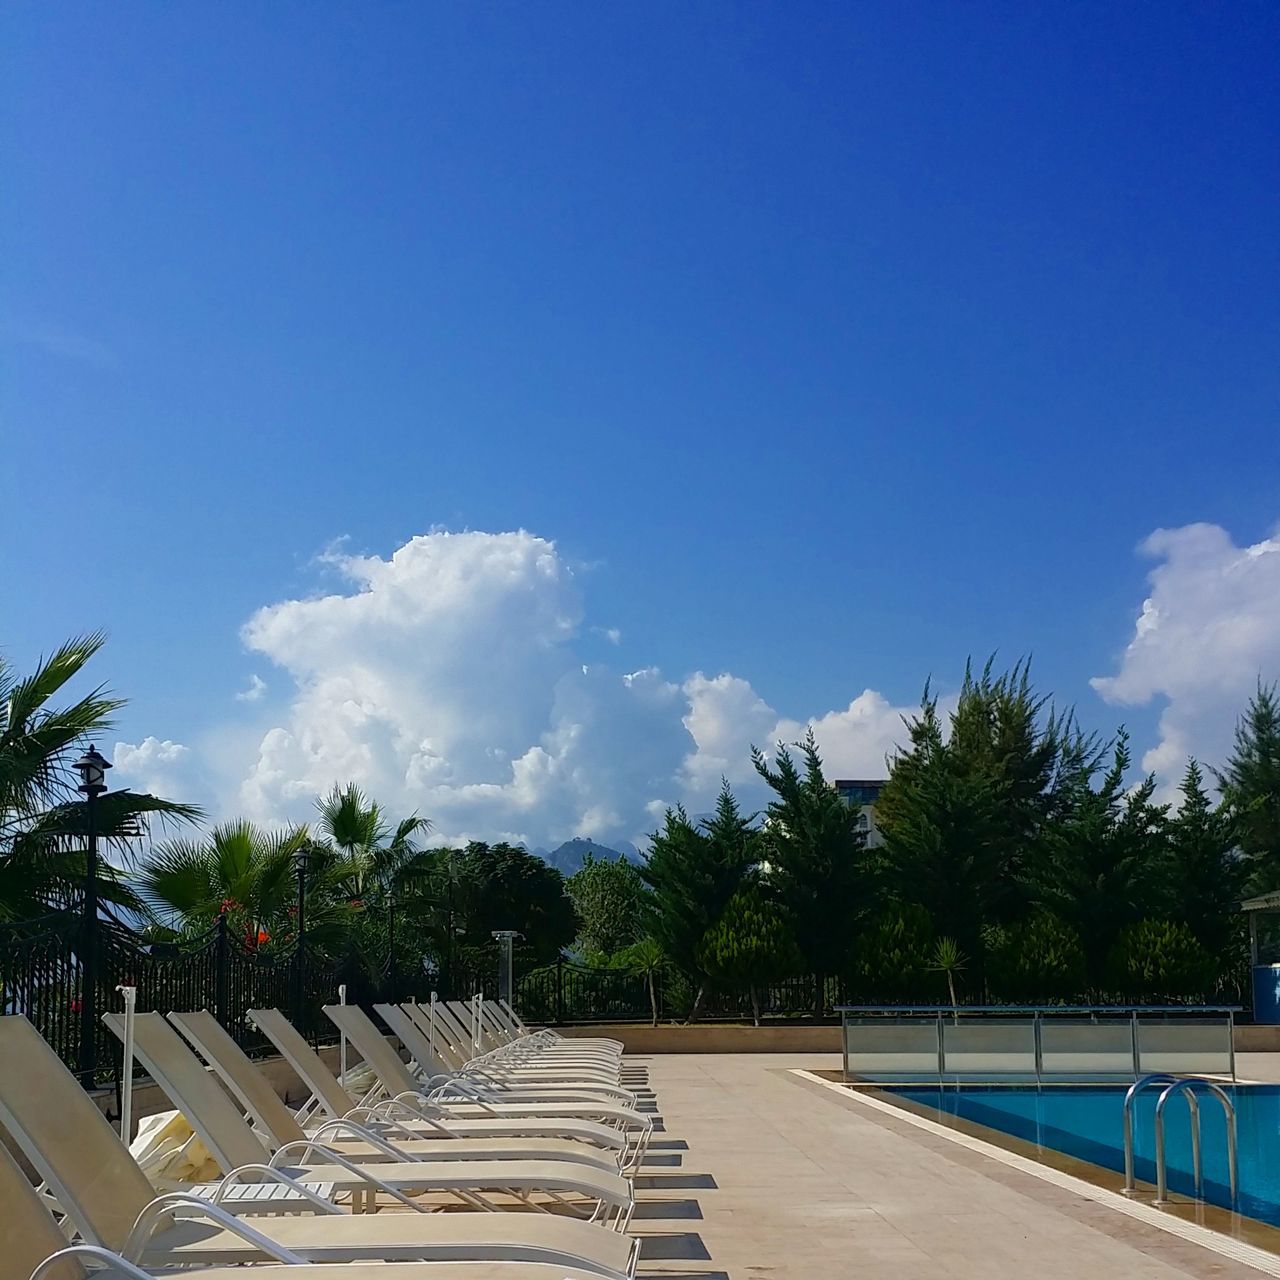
{"left": 1154, "top": 1078, "right": 1237, "bottom": 1206}
{"left": 1123, "top": 1074, "right": 1179, "bottom": 1191}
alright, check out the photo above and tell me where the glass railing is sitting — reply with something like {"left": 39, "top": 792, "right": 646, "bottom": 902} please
{"left": 837, "top": 1006, "right": 1237, "bottom": 1082}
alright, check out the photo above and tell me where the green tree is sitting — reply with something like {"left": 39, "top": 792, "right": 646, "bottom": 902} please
{"left": 1218, "top": 682, "right": 1280, "bottom": 892}
{"left": 1165, "top": 759, "right": 1242, "bottom": 957}
{"left": 1, "top": 634, "right": 200, "bottom": 921}
{"left": 930, "top": 936, "right": 967, "bottom": 1013}
{"left": 311, "top": 781, "right": 432, "bottom": 902}
{"left": 698, "top": 881, "right": 801, "bottom": 1025}
{"left": 752, "top": 731, "right": 866, "bottom": 1014}
{"left": 849, "top": 907, "right": 935, "bottom": 1002}
{"left": 1106, "top": 918, "right": 1215, "bottom": 1001}
{"left": 616, "top": 935, "right": 667, "bottom": 1026}
{"left": 984, "top": 913, "right": 1086, "bottom": 1003}
{"left": 567, "top": 853, "right": 647, "bottom": 960}
{"left": 409, "top": 842, "right": 578, "bottom": 988}
{"left": 1027, "top": 732, "right": 1168, "bottom": 987}
{"left": 876, "top": 661, "right": 1103, "bottom": 971}
{"left": 133, "top": 820, "right": 341, "bottom": 953}
{"left": 639, "top": 783, "right": 755, "bottom": 1019}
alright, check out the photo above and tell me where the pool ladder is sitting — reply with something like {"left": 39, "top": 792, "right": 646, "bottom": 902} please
{"left": 1122, "top": 1073, "right": 1238, "bottom": 1206}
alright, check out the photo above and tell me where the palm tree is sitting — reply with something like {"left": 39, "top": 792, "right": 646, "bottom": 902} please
{"left": 312, "top": 782, "right": 433, "bottom": 902}
{"left": 133, "top": 820, "right": 308, "bottom": 947}
{"left": 1, "top": 634, "right": 200, "bottom": 922}
{"left": 930, "top": 936, "right": 967, "bottom": 1019}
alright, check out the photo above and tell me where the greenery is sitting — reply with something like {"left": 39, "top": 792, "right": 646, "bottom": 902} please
{"left": 567, "top": 853, "right": 646, "bottom": 960}
{"left": 1218, "top": 682, "right": 1280, "bottom": 893}
{"left": 4, "top": 636, "right": 1274, "bottom": 1023}
{"left": 0, "top": 634, "right": 200, "bottom": 922}
{"left": 1106, "top": 919, "right": 1216, "bottom": 1001}
{"left": 698, "top": 879, "right": 801, "bottom": 1024}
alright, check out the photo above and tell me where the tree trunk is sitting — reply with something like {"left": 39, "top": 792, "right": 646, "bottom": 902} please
{"left": 947, "top": 972, "right": 959, "bottom": 1023}
{"left": 750, "top": 983, "right": 760, "bottom": 1027}
{"left": 648, "top": 973, "right": 658, "bottom": 1027}
{"left": 687, "top": 982, "right": 706, "bottom": 1024}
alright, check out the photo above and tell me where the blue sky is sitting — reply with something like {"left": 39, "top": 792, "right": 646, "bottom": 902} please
{"left": 3, "top": 3, "right": 1278, "bottom": 845}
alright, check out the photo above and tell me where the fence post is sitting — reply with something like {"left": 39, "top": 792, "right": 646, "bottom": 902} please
{"left": 214, "top": 912, "right": 230, "bottom": 1027}
{"left": 555, "top": 957, "right": 564, "bottom": 1024}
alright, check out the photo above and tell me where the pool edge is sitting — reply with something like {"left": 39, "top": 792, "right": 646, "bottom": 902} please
{"left": 789, "top": 1068, "right": 1280, "bottom": 1277}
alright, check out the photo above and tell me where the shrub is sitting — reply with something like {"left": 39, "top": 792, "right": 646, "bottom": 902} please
{"left": 985, "top": 913, "right": 1086, "bottom": 1003}
{"left": 1105, "top": 918, "right": 1216, "bottom": 1001}
{"left": 848, "top": 906, "right": 935, "bottom": 1002}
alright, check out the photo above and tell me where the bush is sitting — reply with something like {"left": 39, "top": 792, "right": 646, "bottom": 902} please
{"left": 1105, "top": 918, "right": 1216, "bottom": 1001}
{"left": 985, "top": 913, "right": 1086, "bottom": 1003}
{"left": 849, "top": 906, "right": 935, "bottom": 1002}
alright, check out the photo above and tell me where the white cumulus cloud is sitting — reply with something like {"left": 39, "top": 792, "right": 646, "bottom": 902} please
{"left": 1091, "top": 520, "right": 1280, "bottom": 783}
{"left": 113, "top": 736, "right": 192, "bottom": 800}
{"left": 232, "top": 529, "right": 916, "bottom": 845}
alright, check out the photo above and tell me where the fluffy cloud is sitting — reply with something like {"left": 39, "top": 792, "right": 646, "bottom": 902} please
{"left": 113, "top": 736, "right": 192, "bottom": 800}
{"left": 1091, "top": 520, "right": 1280, "bottom": 782}
{"left": 233, "top": 529, "right": 915, "bottom": 845}
{"left": 235, "top": 674, "right": 268, "bottom": 703}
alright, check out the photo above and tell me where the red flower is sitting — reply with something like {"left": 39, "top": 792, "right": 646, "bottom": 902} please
{"left": 69, "top": 998, "right": 82, "bottom": 1014}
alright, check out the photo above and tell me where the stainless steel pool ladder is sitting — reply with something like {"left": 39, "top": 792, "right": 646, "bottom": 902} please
{"left": 1122, "top": 1073, "right": 1237, "bottom": 1206}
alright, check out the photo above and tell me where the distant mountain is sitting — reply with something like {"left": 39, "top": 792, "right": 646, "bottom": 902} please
{"left": 538, "top": 837, "right": 642, "bottom": 875}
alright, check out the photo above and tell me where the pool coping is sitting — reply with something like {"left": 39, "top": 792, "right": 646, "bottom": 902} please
{"left": 790, "top": 1068, "right": 1280, "bottom": 1278}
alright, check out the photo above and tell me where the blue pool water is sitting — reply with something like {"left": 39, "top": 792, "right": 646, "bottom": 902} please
{"left": 893, "top": 1084, "right": 1280, "bottom": 1226}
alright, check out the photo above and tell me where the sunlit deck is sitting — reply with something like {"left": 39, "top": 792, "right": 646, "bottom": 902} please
{"left": 626, "top": 1052, "right": 1280, "bottom": 1280}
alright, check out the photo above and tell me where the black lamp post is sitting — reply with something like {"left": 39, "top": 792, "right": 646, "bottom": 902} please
{"left": 73, "top": 744, "right": 111, "bottom": 1089}
{"left": 292, "top": 846, "right": 309, "bottom": 1021}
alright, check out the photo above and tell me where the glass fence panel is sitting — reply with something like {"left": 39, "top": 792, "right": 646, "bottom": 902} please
{"left": 843, "top": 1015, "right": 940, "bottom": 1077}
{"left": 941, "top": 1018, "right": 1037, "bottom": 1075}
{"left": 1136, "top": 1016, "right": 1233, "bottom": 1075}
{"left": 1039, "top": 1016, "right": 1135, "bottom": 1076}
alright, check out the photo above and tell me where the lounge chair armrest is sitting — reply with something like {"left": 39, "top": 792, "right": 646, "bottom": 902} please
{"left": 122, "top": 1193, "right": 308, "bottom": 1264}
{"left": 32, "top": 1244, "right": 156, "bottom": 1280}
{"left": 309, "top": 1116, "right": 415, "bottom": 1159}
{"left": 268, "top": 1140, "right": 431, "bottom": 1214}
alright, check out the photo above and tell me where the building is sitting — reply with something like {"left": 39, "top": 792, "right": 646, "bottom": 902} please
{"left": 834, "top": 778, "right": 887, "bottom": 847}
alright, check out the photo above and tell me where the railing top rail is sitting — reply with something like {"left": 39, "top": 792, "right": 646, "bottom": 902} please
{"left": 836, "top": 1004, "right": 1241, "bottom": 1014}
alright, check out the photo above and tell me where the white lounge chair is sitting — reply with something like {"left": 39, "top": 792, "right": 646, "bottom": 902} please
{"left": 0, "top": 1015, "right": 639, "bottom": 1279}
{"left": 103, "top": 1012, "right": 634, "bottom": 1227}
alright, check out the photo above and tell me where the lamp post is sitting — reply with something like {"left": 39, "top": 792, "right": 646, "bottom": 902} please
{"left": 73, "top": 745, "right": 111, "bottom": 1089}
{"left": 292, "top": 846, "right": 309, "bottom": 1024}
{"left": 491, "top": 930, "right": 521, "bottom": 1006}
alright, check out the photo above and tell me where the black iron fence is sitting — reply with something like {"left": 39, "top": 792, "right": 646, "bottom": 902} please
{"left": 514, "top": 961, "right": 849, "bottom": 1024}
{"left": 0, "top": 909, "right": 473, "bottom": 1087}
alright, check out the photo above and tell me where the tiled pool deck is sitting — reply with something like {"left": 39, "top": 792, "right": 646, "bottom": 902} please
{"left": 628, "top": 1052, "right": 1280, "bottom": 1279}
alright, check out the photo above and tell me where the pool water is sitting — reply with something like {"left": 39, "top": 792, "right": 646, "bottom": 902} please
{"left": 893, "top": 1084, "right": 1280, "bottom": 1226}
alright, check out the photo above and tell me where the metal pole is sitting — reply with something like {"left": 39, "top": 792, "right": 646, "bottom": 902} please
{"left": 430, "top": 990, "right": 438, "bottom": 1057}
{"left": 1130, "top": 1011, "right": 1140, "bottom": 1079}
{"left": 79, "top": 788, "right": 99, "bottom": 1089}
{"left": 387, "top": 896, "right": 397, "bottom": 1000}
{"left": 117, "top": 985, "right": 137, "bottom": 1143}
{"left": 338, "top": 983, "right": 348, "bottom": 1084}
{"left": 293, "top": 853, "right": 307, "bottom": 1028}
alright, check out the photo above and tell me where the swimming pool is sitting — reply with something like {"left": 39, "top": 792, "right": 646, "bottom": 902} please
{"left": 892, "top": 1083, "right": 1280, "bottom": 1226}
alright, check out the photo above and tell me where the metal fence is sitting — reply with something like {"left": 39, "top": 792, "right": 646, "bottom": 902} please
{"left": 514, "top": 962, "right": 849, "bottom": 1024}
{"left": 0, "top": 909, "right": 474, "bottom": 1087}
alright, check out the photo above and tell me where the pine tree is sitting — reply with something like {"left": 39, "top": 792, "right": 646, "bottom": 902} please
{"left": 698, "top": 881, "right": 801, "bottom": 1025}
{"left": 1165, "top": 759, "right": 1241, "bottom": 958}
{"left": 639, "top": 782, "right": 755, "bottom": 1019}
{"left": 752, "top": 730, "right": 866, "bottom": 1015}
{"left": 1027, "top": 732, "right": 1168, "bottom": 987}
{"left": 1218, "top": 682, "right": 1280, "bottom": 892}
